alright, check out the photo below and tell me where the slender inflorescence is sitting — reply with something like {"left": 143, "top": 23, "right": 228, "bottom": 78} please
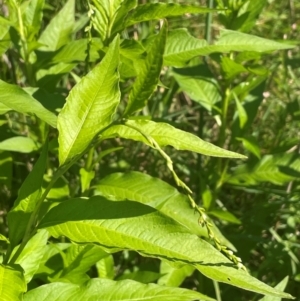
{"left": 124, "top": 119, "right": 247, "bottom": 271}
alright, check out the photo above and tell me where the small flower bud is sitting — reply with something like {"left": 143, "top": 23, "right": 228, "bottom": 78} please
{"left": 227, "top": 250, "right": 234, "bottom": 256}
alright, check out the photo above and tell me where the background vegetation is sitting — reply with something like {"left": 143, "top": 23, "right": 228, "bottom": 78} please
{"left": 0, "top": 0, "right": 299, "bottom": 300}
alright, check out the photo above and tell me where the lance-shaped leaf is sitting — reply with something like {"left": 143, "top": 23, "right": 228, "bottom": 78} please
{"left": 47, "top": 38, "right": 103, "bottom": 66}
{"left": 214, "top": 30, "right": 295, "bottom": 53}
{"left": 101, "top": 119, "right": 246, "bottom": 158}
{"left": 237, "top": 0, "right": 267, "bottom": 33}
{"left": 24, "top": 278, "right": 215, "bottom": 301}
{"left": 38, "top": 197, "right": 293, "bottom": 299}
{"left": 226, "top": 153, "right": 300, "bottom": 186}
{"left": 59, "top": 244, "right": 108, "bottom": 284}
{"left": 158, "top": 261, "right": 195, "bottom": 287}
{"left": 172, "top": 65, "right": 221, "bottom": 111}
{"left": 0, "top": 137, "right": 39, "bottom": 153}
{"left": 0, "top": 264, "right": 26, "bottom": 301}
{"left": 36, "top": 63, "right": 77, "bottom": 90}
{"left": 164, "top": 29, "right": 209, "bottom": 66}
{"left": 124, "top": 22, "right": 167, "bottom": 116}
{"left": 91, "top": 0, "right": 124, "bottom": 43}
{"left": 111, "top": 0, "right": 137, "bottom": 36}
{"left": 95, "top": 171, "right": 235, "bottom": 249}
{"left": 14, "top": 230, "right": 48, "bottom": 283}
{"left": 258, "top": 276, "right": 289, "bottom": 301}
{"left": 164, "top": 29, "right": 295, "bottom": 67}
{"left": 124, "top": 3, "right": 216, "bottom": 27}
{"left": 38, "top": 0, "right": 75, "bottom": 51}
{"left": 57, "top": 35, "right": 120, "bottom": 166}
{"left": 8, "top": 142, "right": 48, "bottom": 248}
{"left": 97, "top": 254, "right": 115, "bottom": 279}
{"left": 0, "top": 80, "right": 57, "bottom": 128}
{"left": 233, "top": 92, "right": 248, "bottom": 129}
{"left": 24, "top": 0, "right": 45, "bottom": 40}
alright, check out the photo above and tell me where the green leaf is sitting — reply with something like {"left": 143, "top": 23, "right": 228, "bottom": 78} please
{"left": 236, "top": 137, "right": 261, "bottom": 159}
{"left": 80, "top": 168, "right": 95, "bottom": 193}
{"left": 158, "top": 261, "right": 195, "bottom": 287}
{"left": 0, "top": 103, "right": 11, "bottom": 115}
{"left": 231, "top": 76, "right": 266, "bottom": 100}
{"left": 119, "top": 39, "right": 146, "bottom": 78}
{"left": 23, "top": 87, "right": 65, "bottom": 114}
{"left": 24, "top": 278, "right": 215, "bottom": 301}
{"left": 0, "top": 264, "right": 26, "bottom": 301}
{"left": 233, "top": 92, "right": 248, "bottom": 129}
{"left": 120, "top": 39, "right": 146, "bottom": 60}
{"left": 164, "top": 29, "right": 294, "bottom": 67}
{"left": 96, "top": 254, "right": 115, "bottom": 279}
{"left": 117, "top": 270, "right": 161, "bottom": 284}
{"left": 57, "top": 35, "right": 120, "bottom": 166}
{"left": 124, "top": 21, "right": 167, "bottom": 116}
{"left": 50, "top": 38, "right": 102, "bottom": 65}
{"left": 36, "top": 63, "right": 76, "bottom": 90}
{"left": 95, "top": 171, "right": 178, "bottom": 208}
{"left": 0, "top": 15, "right": 13, "bottom": 26}
{"left": 95, "top": 171, "right": 235, "bottom": 249}
{"left": 0, "top": 233, "right": 9, "bottom": 243}
{"left": 35, "top": 38, "right": 103, "bottom": 70}
{"left": 172, "top": 65, "right": 221, "bottom": 111}
{"left": 214, "top": 30, "right": 295, "bottom": 53}
{"left": 0, "top": 80, "right": 57, "bottom": 128}
{"left": 237, "top": 0, "right": 268, "bottom": 33}
{"left": 164, "top": 29, "right": 209, "bottom": 66}
{"left": 226, "top": 154, "right": 300, "bottom": 186}
{"left": 34, "top": 243, "right": 70, "bottom": 276}
{"left": 111, "top": 0, "right": 138, "bottom": 35}
{"left": 43, "top": 175, "right": 70, "bottom": 200}
{"left": 221, "top": 56, "right": 248, "bottom": 80}
{"left": 24, "top": 0, "right": 45, "bottom": 40}
{"left": 124, "top": 3, "right": 216, "bottom": 27}
{"left": 59, "top": 244, "right": 108, "bottom": 284}
{"left": 38, "top": 0, "right": 75, "bottom": 51}
{"left": 91, "top": 0, "right": 124, "bottom": 43}
{"left": 102, "top": 119, "right": 246, "bottom": 158}
{"left": 258, "top": 276, "right": 289, "bottom": 301}
{"left": 8, "top": 142, "right": 48, "bottom": 248}
{"left": 39, "top": 197, "right": 293, "bottom": 298}
{"left": 208, "top": 209, "right": 241, "bottom": 224}
{"left": 0, "top": 137, "right": 38, "bottom": 153}
{"left": 14, "top": 230, "right": 48, "bottom": 283}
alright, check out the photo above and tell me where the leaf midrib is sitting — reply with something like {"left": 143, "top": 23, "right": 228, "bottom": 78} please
{"left": 63, "top": 52, "right": 115, "bottom": 162}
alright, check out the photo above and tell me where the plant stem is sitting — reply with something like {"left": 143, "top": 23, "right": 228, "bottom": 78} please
{"left": 85, "top": 147, "right": 94, "bottom": 172}
{"left": 219, "top": 87, "right": 230, "bottom": 147}
{"left": 205, "top": 0, "right": 214, "bottom": 45}
{"left": 215, "top": 86, "right": 231, "bottom": 191}
{"left": 213, "top": 280, "right": 222, "bottom": 301}
{"left": 16, "top": 2, "right": 36, "bottom": 85}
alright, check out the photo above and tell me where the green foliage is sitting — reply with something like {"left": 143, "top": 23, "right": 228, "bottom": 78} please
{"left": 0, "top": 80, "right": 57, "bottom": 127}
{"left": 0, "top": 264, "right": 26, "bottom": 301}
{"left": 23, "top": 278, "right": 215, "bottom": 301}
{"left": 0, "top": 0, "right": 299, "bottom": 300}
{"left": 57, "top": 35, "right": 120, "bottom": 165}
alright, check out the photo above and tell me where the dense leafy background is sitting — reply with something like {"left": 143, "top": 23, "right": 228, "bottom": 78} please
{"left": 0, "top": 0, "right": 299, "bottom": 300}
